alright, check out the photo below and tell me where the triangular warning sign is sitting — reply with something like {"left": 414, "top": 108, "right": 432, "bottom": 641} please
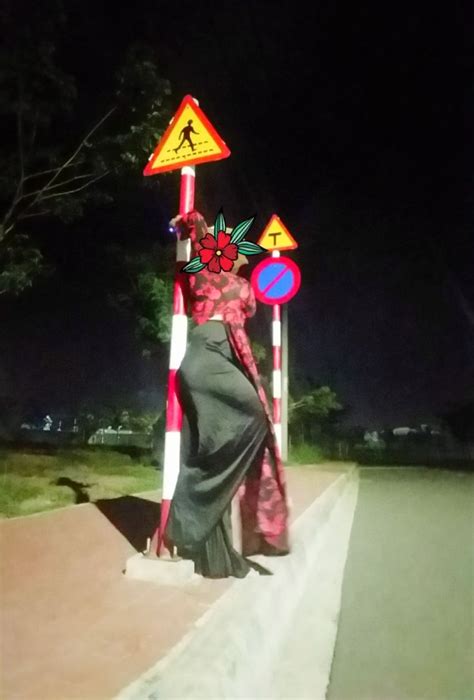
{"left": 257, "top": 214, "right": 298, "bottom": 252}
{"left": 143, "top": 95, "right": 231, "bottom": 175}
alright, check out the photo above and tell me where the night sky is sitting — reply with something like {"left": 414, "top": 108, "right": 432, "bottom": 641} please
{"left": 1, "top": 0, "right": 473, "bottom": 430}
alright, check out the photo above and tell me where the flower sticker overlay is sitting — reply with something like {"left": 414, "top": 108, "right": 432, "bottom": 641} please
{"left": 182, "top": 209, "right": 267, "bottom": 274}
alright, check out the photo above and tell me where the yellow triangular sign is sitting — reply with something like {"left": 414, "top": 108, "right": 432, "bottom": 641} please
{"left": 144, "top": 95, "right": 230, "bottom": 175}
{"left": 257, "top": 214, "right": 298, "bottom": 251}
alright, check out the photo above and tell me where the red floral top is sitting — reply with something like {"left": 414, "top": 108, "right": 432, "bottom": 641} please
{"left": 187, "top": 268, "right": 289, "bottom": 555}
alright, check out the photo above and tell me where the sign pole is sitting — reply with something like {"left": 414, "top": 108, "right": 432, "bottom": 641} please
{"left": 255, "top": 213, "right": 299, "bottom": 463}
{"left": 139, "top": 94, "right": 230, "bottom": 563}
{"left": 271, "top": 251, "right": 283, "bottom": 456}
{"left": 281, "top": 302, "right": 289, "bottom": 461}
{"left": 148, "top": 165, "right": 194, "bottom": 557}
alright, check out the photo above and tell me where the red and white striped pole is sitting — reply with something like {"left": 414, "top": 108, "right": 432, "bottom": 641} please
{"left": 149, "top": 165, "right": 195, "bottom": 557}
{"left": 271, "top": 250, "right": 283, "bottom": 456}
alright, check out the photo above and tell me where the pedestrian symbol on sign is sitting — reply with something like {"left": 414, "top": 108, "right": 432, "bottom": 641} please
{"left": 174, "top": 120, "right": 199, "bottom": 153}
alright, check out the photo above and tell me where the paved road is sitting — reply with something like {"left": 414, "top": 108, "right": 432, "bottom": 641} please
{"left": 272, "top": 466, "right": 474, "bottom": 700}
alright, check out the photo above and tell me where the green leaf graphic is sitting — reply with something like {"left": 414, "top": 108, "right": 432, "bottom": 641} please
{"left": 213, "top": 209, "right": 226, "bottom": 237}
{"left": 181, "top": 257, "right": 206, "bottom": 273}
{"left": 237, "top": 241, "right": 267, "bottom": 255}
{"left": 230, "top": 216, "right": 256, "bottom": 244}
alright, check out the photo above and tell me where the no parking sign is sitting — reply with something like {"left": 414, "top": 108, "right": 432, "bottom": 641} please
{"left": 250, "top": 256, "right": 301, "bottom": 305}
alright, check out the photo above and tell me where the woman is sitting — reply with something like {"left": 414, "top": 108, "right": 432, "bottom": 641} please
{"left": 165, "top": 210, "right": 290, "bottom": 578}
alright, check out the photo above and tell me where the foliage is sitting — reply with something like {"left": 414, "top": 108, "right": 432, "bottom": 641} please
{"left": 288, "top": 441, "right": 327, "bottom": 464}
{"left": 104, "top": 44, "right": 172, "bottom": 173}
{"left": 289, "top": 385, "right": 342, "bottom": 421}
{"left": 126, "top": 410, "right": 162, "bottom": 434}
{"left": 288, "top": 385, "right": 343, "bottom": 443}
{"left": 0, "top": 235, "right": 49, "bottom": 295}
{"left": 76, "top": 403, "right": 162, "bottom": 436}
{"left": 250, "top": 340, "right": 267, "bottom": 365}
{"left": 0, "top": 2, "right": 172, "bottom": 295}
{"left": 135, "top": 273, "right": 174, "bottom": 346}
{"left": 107, "top": 242, "right": 175, "bottom": 353}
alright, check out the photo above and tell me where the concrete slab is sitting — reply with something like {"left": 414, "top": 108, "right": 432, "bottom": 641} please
{"left": 124, "top": 552, "right": 196, "bottom": 585}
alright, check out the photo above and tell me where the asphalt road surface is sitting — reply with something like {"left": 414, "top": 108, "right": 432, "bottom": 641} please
{"left": 272, "top": 466, "right": 474, "bottom": 700}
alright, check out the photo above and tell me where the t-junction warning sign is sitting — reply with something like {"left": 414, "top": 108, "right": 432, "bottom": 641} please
{"left": 257, "top": 214, "right": 298, "bottom": 252}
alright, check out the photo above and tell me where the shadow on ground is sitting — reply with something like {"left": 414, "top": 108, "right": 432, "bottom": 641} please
{"left": 94, "top": 495, "right": 161, "bottom": 552}
{"left": 54, "top": 477, "right": 92, "bottom": 503}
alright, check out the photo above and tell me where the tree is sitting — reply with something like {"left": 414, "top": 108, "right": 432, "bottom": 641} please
{"left": 0, "top": 2, "right": 172, "bottom": 295}
{"left": 107, "top": 242, "right": 175, "bottom": 356}
{"left": 289, "top": 385, "right": 343, "bottom": 443}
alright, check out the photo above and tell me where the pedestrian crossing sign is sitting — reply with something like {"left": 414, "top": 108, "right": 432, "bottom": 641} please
{"left": 143, "top": 95, "right": 231, "bottom": 175}
{"left": 257, "top": 214, "right": 299, "bottom": 251}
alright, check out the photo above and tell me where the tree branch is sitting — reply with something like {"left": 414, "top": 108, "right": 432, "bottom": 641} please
{"left": 40, "top": 171, "right": 109, "bottom": 200}
{"left": 0, "top": 223, "right": 15, "bottom": 243}
{"left": 17, "top": 210, "right": 52, "bottom": 221}
{"left": 16, "top": 173, "right": 99, "bottom": 201}
{"left": 27, "top": 106, "right": 116, "bottom": 211}
{"left": 17, "top": 75, "right": 25, "bottom": 185}
{"left": 2, "top": 78, "right": 27, "bottom": 234}
{"left": 23, "top": 163, "right": 80, "bottom": 181}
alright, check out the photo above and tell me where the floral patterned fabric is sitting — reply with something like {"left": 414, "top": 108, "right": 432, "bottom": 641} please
{"left": 187, "top": 268, "right": 289, "bottom": 554}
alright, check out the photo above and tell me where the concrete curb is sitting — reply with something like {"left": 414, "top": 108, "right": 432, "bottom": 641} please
{"left": 115, "top": 466, "right": 359, "bottom": 699}
{"left": 267, "top": 466, "right": 360, "bottom": 698}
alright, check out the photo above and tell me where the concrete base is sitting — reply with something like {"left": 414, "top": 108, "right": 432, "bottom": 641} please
{"left": 124, "top": 553, "right": 197, "bottom": 586}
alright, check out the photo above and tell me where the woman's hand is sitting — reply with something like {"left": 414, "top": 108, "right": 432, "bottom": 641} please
{"left": 169, "top": 211, "right": 208, "bottom": 242}
{"left": 169, "top": 214, "right": 185, "bottom": 234}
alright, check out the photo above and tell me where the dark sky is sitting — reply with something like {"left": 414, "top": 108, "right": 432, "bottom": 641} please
{"left": 1, "top": 0, "right": 473, "bottom": 429}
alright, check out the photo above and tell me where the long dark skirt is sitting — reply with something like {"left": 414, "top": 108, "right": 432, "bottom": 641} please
{"left": 166, "top": 321, "right": 269, "bottom": 578}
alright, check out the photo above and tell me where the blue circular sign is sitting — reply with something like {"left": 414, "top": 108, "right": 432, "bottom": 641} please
{"left": 251, "top": 257, "right": 301, "bottom": 305}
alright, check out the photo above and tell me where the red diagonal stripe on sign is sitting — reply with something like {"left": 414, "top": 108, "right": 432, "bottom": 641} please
{"left": 261, "top": 266, "right": 290, "bottom": 294}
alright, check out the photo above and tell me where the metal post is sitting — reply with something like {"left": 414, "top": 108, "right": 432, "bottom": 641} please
{"left": 271, "top": 251, "right": 282, "bottom": 456}
{"left": 281, "top": 302, "right": 289, "bottom": 461}
{"left": 148, "top": 164, "right": 194, "bottom": 557}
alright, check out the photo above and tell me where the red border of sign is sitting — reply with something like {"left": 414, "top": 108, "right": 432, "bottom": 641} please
{"left": 251, "top": 256, "right": 301, "bottom": 305}
{"left": 143, "top": 95, "right": 231, "bottom": 176}
{"left": 257, "top": 214, "right": 299, "bottom": 251}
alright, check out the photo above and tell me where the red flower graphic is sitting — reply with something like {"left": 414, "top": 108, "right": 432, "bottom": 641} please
{"left": 198, "top": 231, "right": 238, "bottom": 273}
{"left": 180, "top": 210, "right": 266, "bottom": 275}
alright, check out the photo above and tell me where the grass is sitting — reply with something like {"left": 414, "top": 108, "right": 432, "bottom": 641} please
{"left": 0, "top": 447, "right": 161, "bottom": 519}
{"left": 287, "top": 441, "right": 329, "bottom": 465}
{"left": 286, "top": 441, "right": 355, "bottom": 473}
{"left": 0, "top": 440, "right": 353, "bottom": 519}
